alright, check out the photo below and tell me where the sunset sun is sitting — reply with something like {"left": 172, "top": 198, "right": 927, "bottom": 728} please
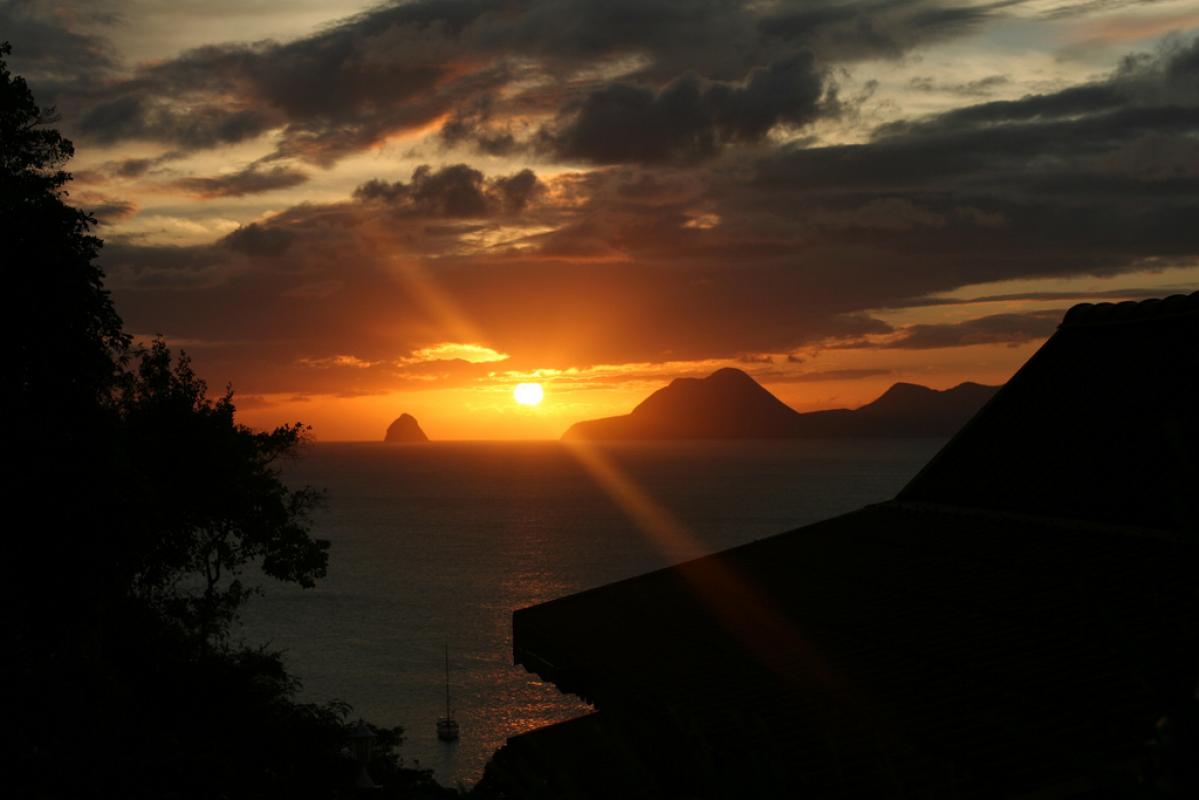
{"left": 513, "top": 382, "right": 544, "bottom": 406}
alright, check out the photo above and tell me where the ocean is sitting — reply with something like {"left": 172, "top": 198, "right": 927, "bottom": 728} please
{"left": 236, "top": 439, "right": 945, "bottom": 787}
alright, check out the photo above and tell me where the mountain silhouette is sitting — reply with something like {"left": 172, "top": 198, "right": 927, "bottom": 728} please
{"left": 384, "top": 413, "right": 429, "bottom": 442}
{"left": 561, "top": 368, "right": 997, "bottom": 440}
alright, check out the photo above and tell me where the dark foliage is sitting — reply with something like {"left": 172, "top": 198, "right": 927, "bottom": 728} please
{"left": 1, "top": 43, "right": 453, "bottom": 798}
{"left": 118, "top": 340, "right": 329, "bottom": 639}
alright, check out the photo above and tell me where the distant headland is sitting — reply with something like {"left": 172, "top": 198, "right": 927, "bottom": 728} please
{"left": 562, "top": 367, "right": 997, "bottom": 440}
{"left": 384, "top": 413, "right": 429, "bottom": 442}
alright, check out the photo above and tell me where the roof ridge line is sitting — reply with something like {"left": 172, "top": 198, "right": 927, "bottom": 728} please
{"left": 1060, "top": 290, "right": 1199, "bottom": 328}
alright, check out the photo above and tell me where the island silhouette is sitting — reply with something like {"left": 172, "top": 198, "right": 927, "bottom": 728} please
{"left": 384, "top": 413, "right": 429, "bottom": 442}
{"left": 562, "top": 367, "right": 997, "bottom": 440}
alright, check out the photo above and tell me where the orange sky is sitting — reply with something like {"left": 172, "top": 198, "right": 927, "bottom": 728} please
{"left": 9, "top": 0, "right": 1199, "bottom": 440}
{"left": 226, "top": 272, "right": 1165, "bottom": 440}
{"left": 232, "top": 345, "right": 1037, "bottom": 441}
{"left": 228, "top": 263, "right": 1193, "bottom": 440}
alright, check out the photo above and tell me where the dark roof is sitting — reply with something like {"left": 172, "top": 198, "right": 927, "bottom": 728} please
{"left": 900, "top": 291, "right": 1199, "bottom": 532}
{"left": 498, "top": 293, "right": 1199, "bottom": 799}
{"left": 506, "top": 504, "right": 1198, "bottom": 798}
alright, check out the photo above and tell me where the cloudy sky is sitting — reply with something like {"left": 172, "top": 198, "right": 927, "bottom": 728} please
{"left": 5, "top": 0, "right": 1199, "bottom": 438}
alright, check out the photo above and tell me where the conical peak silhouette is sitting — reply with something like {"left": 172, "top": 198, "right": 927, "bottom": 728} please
{"left": 384, "top": 413, "right": 429, "bottom": 442}
{"left": 706, "top": 367, "right": 760, "bottom": 384}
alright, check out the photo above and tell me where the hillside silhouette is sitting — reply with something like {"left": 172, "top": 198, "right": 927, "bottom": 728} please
{"left": 562, "top": 368, "right": 997, "bottom": 440}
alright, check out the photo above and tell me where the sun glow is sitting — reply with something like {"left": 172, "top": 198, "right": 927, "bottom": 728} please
{"left": 513, "top": 382, "right": 544, "bottom": 406}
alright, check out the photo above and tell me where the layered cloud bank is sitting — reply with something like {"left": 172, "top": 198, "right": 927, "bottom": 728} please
{"left": 5, "top": 0, "right": 1198, "bottom": 435}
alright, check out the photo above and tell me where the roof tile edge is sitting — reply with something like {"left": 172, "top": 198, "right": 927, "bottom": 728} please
{"left": 1060, "top": 290, "right": 1199, "bottom": 328}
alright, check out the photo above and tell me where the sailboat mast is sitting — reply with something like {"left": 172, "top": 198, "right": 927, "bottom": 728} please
{"left": 435, "top": 643, "right": 460, "bottom": 742}
{"left": 444, "top": 644, "right": 451, "bottom": 719}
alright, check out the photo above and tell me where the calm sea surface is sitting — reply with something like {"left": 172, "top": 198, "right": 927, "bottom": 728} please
{"left": 236, "top": 439, "right": 944, "bottom": 787}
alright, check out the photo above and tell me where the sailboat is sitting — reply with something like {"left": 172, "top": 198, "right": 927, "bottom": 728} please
{"left": 436, "top": 645, "right": 460, "bottom": 743}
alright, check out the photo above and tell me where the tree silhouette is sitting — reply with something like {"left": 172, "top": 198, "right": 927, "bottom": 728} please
{"left": 4, "top": 43, "right": 132, "bottom": 780}
{"left": 1, "top": 43, "right": 454, "bottom": 798}
{"left": 2, "top": 37, "right": 328, "bottom": 648}
{"left": 1, "top": 39, "right": 126, "bottom": 414}
{"left": 118, "top": 339, "right": 328, "bottom": 641}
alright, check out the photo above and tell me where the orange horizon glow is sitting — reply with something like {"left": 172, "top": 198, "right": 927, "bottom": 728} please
{"left": 230, "top": 337, "right": 1041, "bottom": 441}
{"left": 202, "top": 261, "right": 1199, "bottom": 441}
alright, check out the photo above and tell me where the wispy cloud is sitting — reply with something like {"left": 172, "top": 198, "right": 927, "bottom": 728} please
{"left": 402, "top": 342, "right": 511, "bottom": 365}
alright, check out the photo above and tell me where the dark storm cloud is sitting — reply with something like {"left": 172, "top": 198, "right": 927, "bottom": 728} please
{"left": 55, "top": 1, "right": 505, "bottom": 164}
{"left": 438, "top": 96, "right": 519, "bottom": 156}
{"left": 97, "top": 161, "right": 896, "bottom": 392}
{"left": 103, "top": 163, "right": 550, "bottom": 290}
{"left": 736, "top": 36, "right": 1199, "bottom": 304}
{"left": 354, "top": 165, "right": 544, "bottom": 217}
{"left": 7, "top": 0, "right": 1015, "bottom": 166}
{"left": 84, "top": 198, "right": 137, "bottom": 225}
{"left": 356, "top": 165, "right": 493, "bottom": 218}
{"left": 908, "top": 74, "right": 1009, "bottom": 96}
{"left": 224, "top": 224, "right": 296, "bottom": 258}
{"left": 97, "top": 35, "right": 1199, "bottom": 394}
{"left": 101, "top": 242, "right": 230, "bottom": 285}
{"left": 52, "top": 9, "right": 1198, "bottom": 395}
{"left": 76, "top": 94, "right": 270, "bottom": 148}
{"left": 113, "top": 158, "right": 158, "bottom": 178}
{"left": 873, "top": 82, "right": 1127, "bottom": 136}
{"left": 882, "top": 287, "right": 1183, "bottom": 308}
{"left": 0, "top": 1, "right": 119, "bottom": 92}
{"left": 877, "top": 37, "right": 1199, "bottom": 140}
{"left": 758, "top": 0, "right": 1007, "bottom": 61}
{"left": 77, "top": 152, "right": 184, "bottom": 182}
{"left": 880, "top": 310, "right": 1063, "bottom": 349}
{"left": 493, "top": 169, "right": 544, "bottom": 211}
{"left": 498, "top": 0, "right": 1010, "bottom": 75}
{"left": 176, "top": 165, "right": 309, "bottom": 198}
{"left": 547, "top": 54, "right": 828, "bottom": 164}
{"left": 1035, "top": 0, "right": 1178, "bottom": 21}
